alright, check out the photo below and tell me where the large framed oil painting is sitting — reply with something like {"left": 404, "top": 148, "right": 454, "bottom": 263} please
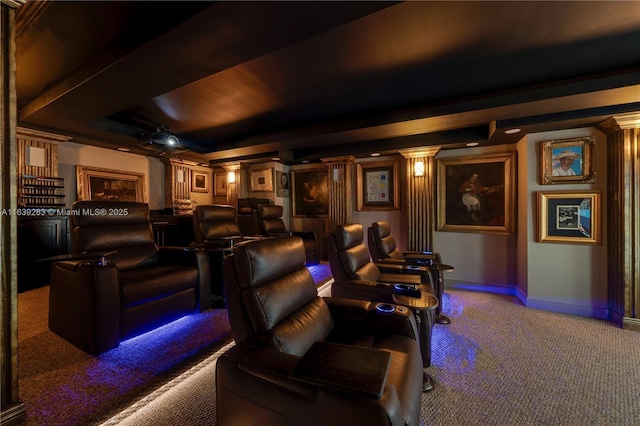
{"left": 76, "top": 165, "right": 146, "bottom": 202}
{"left": 291, "top": 168, "right": 329, "bottom": 217}
{"left": 537, "top": 191, "right": 601, "bottom": 245}
{"left": 437, "top": 153, "right": 516, "bottom": 235}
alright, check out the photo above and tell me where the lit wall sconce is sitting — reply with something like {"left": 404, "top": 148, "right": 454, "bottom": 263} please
{"left": 332, "top": 168, "right": 343, "bottom": 182}
{"left": 414, "top": 161, "right": 425, "bottom": 177}
{"left": 176, "top": 169, "right": 185, "bottom": 183}
{"left": 227, "top": 171, "right": 236, "bottom": 184}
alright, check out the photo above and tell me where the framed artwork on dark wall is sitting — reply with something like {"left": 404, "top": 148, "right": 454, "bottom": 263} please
{"left": 276, "top": 171, "right": 290, "bottom": 197}
{"left": 291, "top": 168, "right": 329, "bottom": 217}
{"left": 250, "top": 168, "right": 274, "bottom": 192}
{"left": 356, "top": 160, "right": 399, "bottom": 211}
{"left": 540, "top": 136, "right": 596, "bottom": 185}
{"left": 437, "top": 153, "right": 516, "bottom": 235}
{"left": 214, "top": 172, "right": 227, "bottom": 196}
{"left": 77, "top": 165, "right": 146, "bottom": 202}
{"left": 537, "top": 190, "right": 601, "bottom": 245}
{"left": 191, "top": 170, "right": 210, "bottom": 193}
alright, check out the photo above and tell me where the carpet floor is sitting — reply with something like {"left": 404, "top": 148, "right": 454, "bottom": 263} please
{"left": 17, "top": 262, "right": 333, "bottom": 426}
{"left": 102, "top": 288, "right": 640, "bottom": 426}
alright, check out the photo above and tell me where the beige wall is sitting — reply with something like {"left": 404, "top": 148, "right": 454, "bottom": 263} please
{"left": 433, "top": 127, "right": 608, "bottom": 319}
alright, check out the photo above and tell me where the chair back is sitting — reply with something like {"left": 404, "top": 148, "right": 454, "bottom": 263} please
{"left": 326, "top": 223, "right": 381, "bottom": 282}
{"left": 223, "top": 236, "right": 333, "bottom": 356}
{"left": 193, "top": 205, "right": 243, "bottom": 242}
{"left": 368, "top": 221, "right": 405, "bottom": 261}
{"left": 257, "top": 204, "right": 288, "bottom": 236}
{"left": 70, "top": 201, "right": 158, "bottom": 271}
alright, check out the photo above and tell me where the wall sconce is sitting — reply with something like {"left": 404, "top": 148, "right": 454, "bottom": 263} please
{"left": 227, "top": 170, "right": 236, "bottom": 184}
{"left": 414, "top": 161, "right": 425, "bottom": 177}
{"left": 332, "top": 168, "right": 343, "bottom": 182}
{"left": 176, "top": 169, "right": 185, "bottom": 183}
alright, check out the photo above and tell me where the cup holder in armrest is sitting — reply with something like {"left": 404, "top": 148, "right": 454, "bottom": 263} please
{"left": 394, "top": 284, "right": 414, "bottom": 292}
{"left": 376, "top": 303, "right": 396, "bottom": 313}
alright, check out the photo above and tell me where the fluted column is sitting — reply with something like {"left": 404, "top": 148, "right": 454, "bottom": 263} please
{"left": 322, "top": 156, "right": 355, "bottom": 231}
{"left": 399, "top": 147, "right": 441, "bottom": 252}
{"left": 598, "top": 113, "right": 640, "bottom": 331}
{"left": 2, "top": 1, "right": 27, "bottom": 424}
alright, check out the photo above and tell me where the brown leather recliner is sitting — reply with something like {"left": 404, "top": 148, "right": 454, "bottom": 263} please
{"left": 256, "top": 204, "right": 319, "bottom": 265}
{"left": 368, "top": 221, "right": 454, "bottom": 324}
{"left": 217, "top": 236, "right": 423, "bottom": 425}
{"left": 326, "top": 223, "right": 436, "bottom": 370}
{"left": 193, "top": 204, "right": 246, "bottom": 302}
{"left": 48, "top": 201, "right": 210, "bottom": 355}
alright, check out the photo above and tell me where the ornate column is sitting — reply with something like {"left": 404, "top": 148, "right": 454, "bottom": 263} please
{"left": 598, "top": 113, "right": 640, "bottom": 331}
{"left": 2, "top": 1, "right": 27, "bottom": 424}
{"left": 322, "top": 156, "right": 355, "bottom": 232}
{"left": 398, "top": 147, "right": 441, "bottom": 252}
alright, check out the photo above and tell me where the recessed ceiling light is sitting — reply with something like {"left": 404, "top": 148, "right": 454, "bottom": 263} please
{"left": 466, "top": 142, "right": 479, "bottom": 147}
{"left": 302, "top": 160, "right": 309, "bottom": 164}
{"left": 117, "top": 147, "right": 130, "bottom": 152}
{"left": 371, "top": 152, "right": 380, "bottom": 157}
{"left": 505, "top": 128, "right": 521, "bottom": 134}
{"left": 272, "top": 157, "right": 280, "bottom": 161}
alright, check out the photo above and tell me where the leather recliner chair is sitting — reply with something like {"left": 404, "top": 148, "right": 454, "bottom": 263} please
{"left": 193, "top": 204, "right": 246, "bottom": 304}
{"left": 256, "top": 204, "right": 319, "bottom": 265}
{"left": 368, "top": 220, "right": 454, "bottom": 324}
{"left": 326, "top": 223, "right": 437, "bottom": 375}
{"left": 217, "top": 236, "right": 423, "bottom": 425}
{"left": 49, "top": 201, "right": 210, "bottom": 355}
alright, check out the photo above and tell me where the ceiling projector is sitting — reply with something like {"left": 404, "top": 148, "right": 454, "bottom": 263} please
{"left": 138, "top": 129, "right": 188, "bottom": 153}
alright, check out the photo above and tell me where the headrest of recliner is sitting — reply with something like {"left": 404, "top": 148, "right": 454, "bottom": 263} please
{"left": 71, "top": 201, "right": 149, "bottom": 227}
{"left": 257, "top": 204, "right": 283, "bottom": 220}
{"left": 371, "top": 221, "right": 391, "bottom": 240}
{"left": 195, "top": 205, "right": 236, "bottom": 222}
{"left": 334, "top": 223, "right": 364, "bottom": 250}
{"left": 232, "top": 236, "right": 307, "bottom": 288}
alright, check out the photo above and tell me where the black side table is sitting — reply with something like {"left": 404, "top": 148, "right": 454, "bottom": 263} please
{"left": 393, "top": 289, "right": 439, "bottom": 392}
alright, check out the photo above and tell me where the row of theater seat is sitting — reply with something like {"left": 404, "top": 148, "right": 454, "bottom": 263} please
{"left": 216, "top": 221, "right": 454, "bottom": 425}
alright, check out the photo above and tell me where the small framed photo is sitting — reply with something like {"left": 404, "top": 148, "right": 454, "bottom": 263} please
{"left": 214, "top": 172, "right": 227, "bottom": 196}
{"left": 250, "top": 168, "right": 274, "bottom": 192}
{"left": 537, "top": 190, "right": 601, "bottom": 244}
{"left": 540, "top": 136, "right": 596, "bottom": 184}
{"left": 356, "top": 160, "right": 399, "bottom": 211}
{"left": 276, "top": 171, "right": 290, "bottom": 197}
{"left": 191, "top": 170, "right": 210, "bottom": 193}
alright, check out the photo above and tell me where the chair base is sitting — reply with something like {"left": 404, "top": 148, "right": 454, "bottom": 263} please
{"left": 423, "top": 371, "right": 434, "bottom": 392}
{"left": 436, "top": 314, "right": 451, "bottom": 325}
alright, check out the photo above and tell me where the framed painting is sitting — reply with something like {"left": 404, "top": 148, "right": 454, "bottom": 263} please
{"left": 356, "top": 160, "right": 399, "bottom": 211}
{"left": 437, "top": 153, "right": 516, "bottom": 235}
{"left": 250, "top": 168, "right": 274, "bottom": 192}
{"left": 214, "top": 172, "right": 227, "bottom": 196}
{"left": 76, "top": 165, "right": 146, "bottom": 202}
{"left": 291, "top": 167, "right": 329, "bottom": 217}
{"left": 191, "top": 170, "right": 210, "bottom": 193}
{"left": 276, "top": 171, "right": 290, "bottom": 197}
{"left": 540, "top": 136, "right": 596, "bottom": 184}
{"left": 537, "top": 191, "right": 601, "bottom": 244}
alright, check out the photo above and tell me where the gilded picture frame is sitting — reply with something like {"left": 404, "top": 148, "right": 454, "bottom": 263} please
{"left": 191, "top": 170, "right": 210, "bottom": 193}
{"left": 214, "top": 172, "right": 227, "bottom": 196}
{"left": 537, "top": 190, "right": 601, "bottom": 245}
{"left": 437, "top": 153, "right": 516, "bottom": 235}
{"left": 540, "top": 136, "right": 596, "bottom": 184}
{"left": 250, "top": 168, "right": 274, "bottom": 192}
{"left": 76, "top": 165, "right": 146, "bottom": 202}
{"left": 356, "top": 160, "right": 399, "bottom": 211}
{"left": 291, "top": 167, "right": 329, "bottom": 217}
